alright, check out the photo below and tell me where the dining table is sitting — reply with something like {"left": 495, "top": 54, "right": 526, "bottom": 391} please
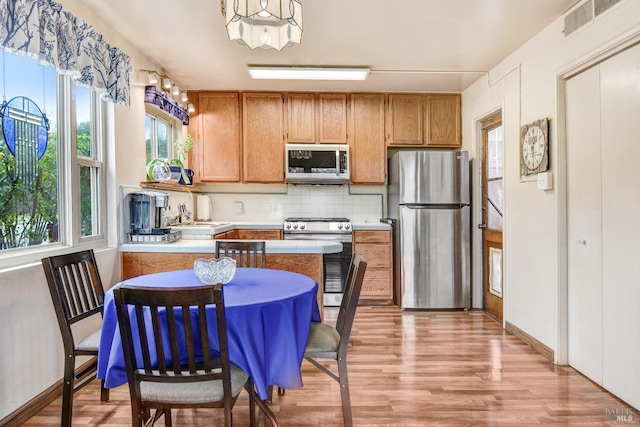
{"left": 97, "top": 267, "right": 321, "bottom": 400}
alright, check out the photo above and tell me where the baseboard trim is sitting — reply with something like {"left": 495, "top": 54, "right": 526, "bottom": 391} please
{"left": 0, "top": 379, "right": 61, "bottom": 427}
{"left": 505, "top": 320, "right": 555, "bottom": 362}
{"left": 0, "top": 358, "right": 97, "bottom": 426}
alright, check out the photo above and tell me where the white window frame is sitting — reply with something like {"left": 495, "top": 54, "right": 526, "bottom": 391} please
{"left": 145, "top": 105, "right": 182, "bottom": 162}
{"left": 0, "top": 72, "right": 108, "bottom": 269}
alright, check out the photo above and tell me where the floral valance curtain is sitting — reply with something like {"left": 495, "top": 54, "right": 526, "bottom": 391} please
{"left": 0, "top": 0, "right": 132, "bottom": 106}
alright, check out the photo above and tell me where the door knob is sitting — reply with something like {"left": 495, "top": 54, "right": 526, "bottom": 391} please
{"left": 478, "top": 223, "right": 487, "bottom": 229}
{"left": 578, "top": 239, "right": 587, "bottom": 245}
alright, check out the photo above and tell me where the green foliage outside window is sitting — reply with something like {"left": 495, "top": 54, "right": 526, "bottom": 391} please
{"left": 0, "top": 127, "right": 59, "bottom": 248}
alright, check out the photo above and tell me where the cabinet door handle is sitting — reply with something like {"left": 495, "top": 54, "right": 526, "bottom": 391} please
{"left": 578, "top": 239, "right": 587, "bottom": 245}
{"left": 477, "top": 223, "right": 487, "bottom": 229}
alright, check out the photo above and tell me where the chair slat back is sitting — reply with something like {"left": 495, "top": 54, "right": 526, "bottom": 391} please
{"left": 335, "top": 253, "right": 367, "bottom": 347}
{"left": 114, "top": 284, "right": 231, "bottom": 392}
{"left": 42, "top": 250, "right": 105, "bottom": 327}
{"left": 215, "top": 240, "right": 266, "bottom": 268}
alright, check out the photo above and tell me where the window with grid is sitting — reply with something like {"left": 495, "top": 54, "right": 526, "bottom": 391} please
{"left": 0, "top": 52, "right": 108, "bottom": 264}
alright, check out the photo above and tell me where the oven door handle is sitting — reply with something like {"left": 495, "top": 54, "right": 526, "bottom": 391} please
{"left": 283, "top": 233, "right": 352, "bottom": 243}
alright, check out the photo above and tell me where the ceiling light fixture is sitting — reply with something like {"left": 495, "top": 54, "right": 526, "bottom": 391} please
{"left": 171, "top": 84, "right": 180, "bottom": 96}
{"left": 220, "top": 0, "right": 302, "bottom": 50}
{"left": 180, "top": 91, "right": 189, "bottom": 103}
{"left": 247, "top": 66, "right": 370, "bottom": 81}
{"left": 162, "top": 77, "right": 172, "bottom": 90}
{"left": 187, "top": 103, "right": 196, "bottom": 113}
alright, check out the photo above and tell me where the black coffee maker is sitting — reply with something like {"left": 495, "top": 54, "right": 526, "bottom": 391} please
{"left": 127, "top": 191, "right": 170, "bottom": 234}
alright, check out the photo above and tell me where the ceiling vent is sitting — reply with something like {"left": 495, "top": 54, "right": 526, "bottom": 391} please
{"left": 594, "top": 0, "right": 622, "bottom": 17}
{"left": 564, "top": 0, "right": 624, "bottom": 37}
{"left": 564, "top": 0, "right": 593, "bottom": 37}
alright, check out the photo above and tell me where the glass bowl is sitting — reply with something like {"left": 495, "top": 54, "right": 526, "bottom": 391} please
{"left": 193, "top": 257, "right": 237, "bottom": 284}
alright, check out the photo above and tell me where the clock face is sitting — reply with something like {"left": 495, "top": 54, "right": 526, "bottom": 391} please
{"left": 522, "top": 125, "right": 545, "bottom": 169}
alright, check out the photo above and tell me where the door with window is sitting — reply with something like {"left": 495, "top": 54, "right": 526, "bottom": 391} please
{"left": 480, "top": 112, "right": 504, "bottom": 321}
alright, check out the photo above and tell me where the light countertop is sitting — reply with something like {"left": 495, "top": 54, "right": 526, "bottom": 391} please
{"left": 121, "top": 239, "right": 342, "bottom": 254}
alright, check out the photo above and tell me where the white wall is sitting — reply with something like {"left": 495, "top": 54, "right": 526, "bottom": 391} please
{"left": 0, "top": 0, "right": 158, "bottom": 419}
{"left": 463, "top": 0, "right": 640, "bottom": 358}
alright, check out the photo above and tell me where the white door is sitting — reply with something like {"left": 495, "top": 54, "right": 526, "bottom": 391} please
{"left": 599, "top": 44, "right": 640, "bottom": 407}
{"left": 566, "top": 42, "right": 640, "bottom": 409}
{"left": 566, "top": 65, "right": 603, "bottom": 384}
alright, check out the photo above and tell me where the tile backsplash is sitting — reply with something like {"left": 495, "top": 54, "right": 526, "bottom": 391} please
{"left": 203, "top": 184, "right": 385, "bottom": 223}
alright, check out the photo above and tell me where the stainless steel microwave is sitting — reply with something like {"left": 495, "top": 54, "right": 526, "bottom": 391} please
{"left": 285, "top": 144, "right": 350, "bottom": 184}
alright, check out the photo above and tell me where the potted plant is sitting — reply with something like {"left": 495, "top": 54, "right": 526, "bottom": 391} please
{"left": 145, "top": 136, "right": 193, "bottom": 184}
{"left": 172, "top": 134, "right": 193, "bottom": 185}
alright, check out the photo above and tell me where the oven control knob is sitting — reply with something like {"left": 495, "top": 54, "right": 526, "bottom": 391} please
{"left": 285, "top": 223, "right": 291, "bottom": 229}
{"left": 338, "top": 224, "right": 343, "bottom": 230}
{"left": 293, "top": 224, "right": 298, "bottom": 229}
{"left": 344, "top": 223, "right": 351, "bottom": 230}
{"left": 300, "top": 224, "right": 306, "bottom": 229}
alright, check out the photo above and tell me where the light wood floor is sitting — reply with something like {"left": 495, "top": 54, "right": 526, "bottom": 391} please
{"left": 24, "top": 307, "right": 638, "bottom": 426}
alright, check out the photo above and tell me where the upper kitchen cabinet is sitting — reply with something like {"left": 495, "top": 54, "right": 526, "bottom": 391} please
{"left": 286, "top": 93, "right": 347, "bottom": 144}
{"left": 386, "top": 93, "right": 461, "bottom": 148}
{"left": 243, "top": 93, "right": 285, "bottom": 183}
{"left": 425, "top": 94, "right": 461, "bottom": 147}
{"left": 286, "top": 93, "right": 315, "bottom": 142}
{"left": 387, "top": 94, "right": 424, "bottom": 146}
{"left": 189, "top": 92, "right": 241, "bottom": 182}
{"left": 317, "top": 94, "right": 347, "bottom": 143}
{"left": 349, "top": 94, "right": 386, "bottom": 184}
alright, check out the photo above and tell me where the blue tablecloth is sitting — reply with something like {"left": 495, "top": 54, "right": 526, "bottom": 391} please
{"left": 97, "top": 268, "right": 321, "bottom": 400}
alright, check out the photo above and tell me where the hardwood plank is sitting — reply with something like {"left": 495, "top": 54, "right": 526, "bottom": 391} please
{"left": 20, "top": 308, "right": 639, "bottom": 426}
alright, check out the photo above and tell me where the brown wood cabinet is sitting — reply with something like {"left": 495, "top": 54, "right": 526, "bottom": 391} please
{"left": 242, "top": 93, "right": 285, "bottom": 183}
{"left": 349, "top": 94, "right": 386, "bottom": 184}
{"left": 236, "top": 229, "right": 282, "bottom": 240}
{"left": 188, "top": 92, "right": 241, "bottom": 182}
{"left": 387, "top": 94, "right": 424, "bottom": 146}
{"left": 386, "top": 93, "right": 461, "bottom": 148}
{"left": 425, "top": 94, "right": 461, "bottom": 147}
{"left": 317, "top": 94, "right": 348, "bottom": 143}
{"left": 287, "top": 93, "right": 316, "bottom": 143}
{"left": 286, "top": 93, "right": 347, "bottom": 144}
{"left": 213, "top": 229, "right": 238, "bottom": 239}
{"left": 354, "top": 230, "right": 393, "bottom": 304}
{"left": 189, "top": 91, "right": 461, "bottom": 186}
{"left": 121, "top": 252, "right": 324, "bottom": 318}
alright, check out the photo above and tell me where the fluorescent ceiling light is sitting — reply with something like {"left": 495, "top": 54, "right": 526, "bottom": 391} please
{"left": 247, "top": 66, "right": 370, "bottom": 81}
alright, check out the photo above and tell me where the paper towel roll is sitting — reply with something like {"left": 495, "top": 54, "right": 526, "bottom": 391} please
{"left": 196, "top": 195, "right": 212, "bottom": 221}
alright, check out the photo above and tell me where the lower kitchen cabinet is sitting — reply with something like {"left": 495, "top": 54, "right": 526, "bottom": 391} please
{"left": 213, "top": 230, "right": 238, "bottom": 239}
{"left": 121, "top": 252, "right": 323, "bottom": 318}
{"left": 236, "top": 229, "right": 283, "bottom": 240}
{"left": 353, "top": 230, "right": 393, "bottom": 304}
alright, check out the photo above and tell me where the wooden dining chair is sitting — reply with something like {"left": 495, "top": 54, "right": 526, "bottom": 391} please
{"left": 303, "top": 252, "right": 367, "bottom": 427}
{"left": 113, "top": 283, "right": 278, "bottom": 427}
{"left": 215, "top": 240, "right": 266, "bottom": 268}
{"left": 41, "top": 249, "right": 110, "bottom": 427}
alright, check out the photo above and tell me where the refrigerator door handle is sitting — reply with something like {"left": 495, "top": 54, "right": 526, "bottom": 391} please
{"left": 404, "top": 203, "right": 467, "bottom": 209}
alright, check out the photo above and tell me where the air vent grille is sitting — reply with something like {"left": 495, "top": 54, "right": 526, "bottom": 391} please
{"left": 564, "top": 0, "right": 625, "bottom": 37}
{"left": 594, "top": 0, "right": 622, "bottom": 17}
{"left": 564, "top": 0, "right": 593, "bottom": 37}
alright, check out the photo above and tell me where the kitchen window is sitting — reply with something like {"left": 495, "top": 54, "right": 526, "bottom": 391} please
{"left": 145, "top": 108, "right": 178, "bottom": 164}
{"left": 0, "top": 52, "right": 108, "bottom": 267}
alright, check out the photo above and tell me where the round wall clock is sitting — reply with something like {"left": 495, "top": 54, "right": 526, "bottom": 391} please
{"left": 520, "top": 118, "right": 549, "bottom": 176}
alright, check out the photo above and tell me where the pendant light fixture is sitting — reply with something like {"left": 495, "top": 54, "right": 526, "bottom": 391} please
{"left": 220, "top": 0, "right": 302, "bottom": 50}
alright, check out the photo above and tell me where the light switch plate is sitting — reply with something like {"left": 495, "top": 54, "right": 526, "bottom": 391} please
{"left": 537, "top": 171, "right": 553, "bottom": 191}
{"left": 234, "top": 201, "right": 243, "bottom": 213}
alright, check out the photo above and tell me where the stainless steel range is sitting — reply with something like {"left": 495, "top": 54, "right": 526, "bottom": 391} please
{"left": 283, "top": 217, "right": 352, "bottom": 307}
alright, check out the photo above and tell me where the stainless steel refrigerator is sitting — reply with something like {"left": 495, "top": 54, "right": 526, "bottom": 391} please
{"left": 387, "top": 150, "right": 470, "bottom": 309}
